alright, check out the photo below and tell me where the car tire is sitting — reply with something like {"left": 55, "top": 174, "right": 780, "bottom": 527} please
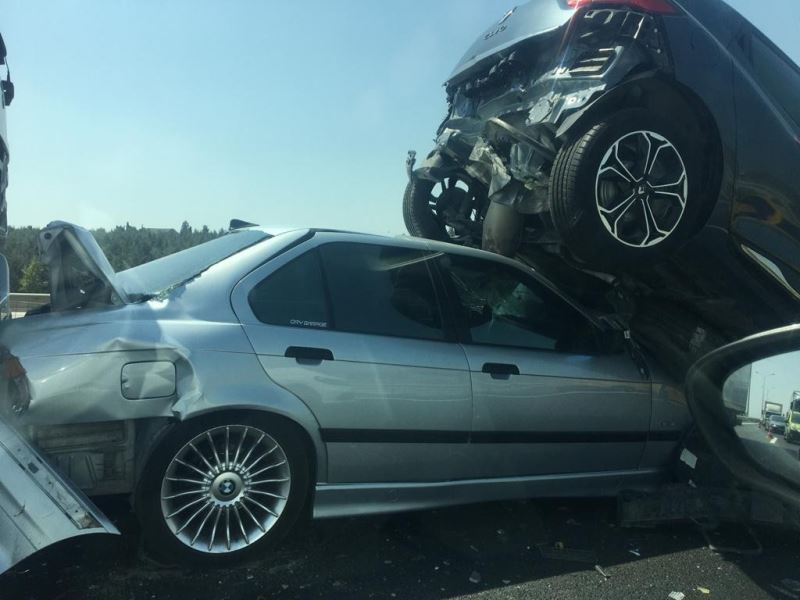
{"left": 135, "top": 412, "right": 310, "bottom": 566}
{"left": 550, "top": 108, "right": 705, "bottom": 270}
{"left": 403, "top": 173, "right": 487, "bottom": 245}
{"left": 403, "top": 177, "right": 447, "bottom": 241}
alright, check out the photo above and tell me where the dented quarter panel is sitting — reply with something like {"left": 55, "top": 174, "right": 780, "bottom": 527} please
{"left": 169, "top": 348, "right": 328, "bottom": 482}
{"left": 0, "top": 230, "right": 330, "bottom": 492}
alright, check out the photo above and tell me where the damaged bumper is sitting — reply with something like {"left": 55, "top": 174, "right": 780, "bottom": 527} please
{"left": 0, "top": 417, "right": 118, "bottom": 574}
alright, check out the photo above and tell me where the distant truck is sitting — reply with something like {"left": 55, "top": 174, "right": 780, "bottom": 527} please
{"left": 762, "top": 401, "right": 784, "bottom": 428}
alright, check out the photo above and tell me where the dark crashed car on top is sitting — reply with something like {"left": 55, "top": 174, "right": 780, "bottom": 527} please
{"left": 403, "top": 0, "right": 800, "bottom": 368}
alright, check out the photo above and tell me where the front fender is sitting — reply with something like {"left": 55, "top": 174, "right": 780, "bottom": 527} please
{"left": 170, "top": 350, "right": 328, "bottom": 482}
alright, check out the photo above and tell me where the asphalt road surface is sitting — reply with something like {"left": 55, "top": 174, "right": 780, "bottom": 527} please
{"left": 3, "top": 492, "right": 800, "bottom": 600}
{"left": 736, "top": 422, "right": 800, "bottom": 484}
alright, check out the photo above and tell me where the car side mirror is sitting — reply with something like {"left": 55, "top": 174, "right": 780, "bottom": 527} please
{"left": 686, "top": 324, "right": 800, "bottom": 514}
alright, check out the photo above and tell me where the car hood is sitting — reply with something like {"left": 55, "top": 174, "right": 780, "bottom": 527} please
{"left": 38, "top": 221, "right": 128, "bottom": 311}
{"left": 448, "top": 1, "right": 575, "bottom": 84}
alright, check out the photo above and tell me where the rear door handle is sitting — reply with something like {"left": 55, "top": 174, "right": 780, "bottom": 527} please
{"left": 284, "top": 346, "right": 334, "bottom": 362}
{"left": 481, "top": 362, "right": 520, "bottom": 378}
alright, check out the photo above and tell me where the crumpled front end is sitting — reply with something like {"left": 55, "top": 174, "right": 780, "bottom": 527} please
{"left": 415, "top": 6, "right": 672, "bottom": 217}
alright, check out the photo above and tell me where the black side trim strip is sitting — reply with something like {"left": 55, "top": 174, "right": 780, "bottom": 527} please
{"left": 321, "top": 429, "right": 469, "bottom": 444}
{"left": 320, "top": 429, "right": 683, "bottom": 445}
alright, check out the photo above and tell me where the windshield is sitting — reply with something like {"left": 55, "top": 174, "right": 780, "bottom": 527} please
{"left": 792, "top": 413, "right": 800, "bottom": 424}
{"left": 116, "top": 229, "right": 271, "bottom": 296}
{"left": 770, "top": 415, "right": 784, "bottom": 423}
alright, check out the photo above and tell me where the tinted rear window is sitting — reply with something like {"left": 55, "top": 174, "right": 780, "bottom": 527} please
{"left": 248, "top": 250, "right": 330, "bottom": 329}
{"left": 319, "top": 242, "right": 445, "bottom": 341}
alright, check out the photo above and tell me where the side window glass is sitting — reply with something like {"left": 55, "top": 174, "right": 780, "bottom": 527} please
{"left": 319, "top": 243, "right": 445, "bottom": 341}
{"left": 440, "top": 254, "right": 596, "bottom": 353}
{"left": 248, "top": 250, "right": 330, "bottom": 329}
{"left": 744, "top": 30, "right": 800, "bottom": 126}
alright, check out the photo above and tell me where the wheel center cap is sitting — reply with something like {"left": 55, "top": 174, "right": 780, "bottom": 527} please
{"left": 210, "top": 472, "right": 244, "bottom": 502}
{"left": 637, "top": 183, "right": 647, "bottom": 195}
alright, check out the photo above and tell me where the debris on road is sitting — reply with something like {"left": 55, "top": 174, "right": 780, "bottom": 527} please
{"left": 626, "top": 542, "right": 642, "bottom": 557}
{"left": 696, "top": 586, "right": 710, "bottom": 594}
{"left": 469, "top": 571, "right": 482, "bottom": 584}
{"left": 668, "top": 592, "right": 685, "bottom": 600}
{"left": 679, "top": 449, "right": 698, "bottom": 470}
{"left": 594, "top": 564, "right": 610, "bottom": 579}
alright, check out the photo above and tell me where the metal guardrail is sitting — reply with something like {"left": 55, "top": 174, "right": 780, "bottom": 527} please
{"left": 9, "top": 293, "right": 50, "bottom": 317}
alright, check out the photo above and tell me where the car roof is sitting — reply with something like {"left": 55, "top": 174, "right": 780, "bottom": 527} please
{"left": 307, "top": 229, "right": 535, "bottom": 269}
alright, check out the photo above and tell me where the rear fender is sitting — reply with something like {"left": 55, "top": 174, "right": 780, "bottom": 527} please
{"left": 169, "top": 350, "right": 327, "bottom": 482}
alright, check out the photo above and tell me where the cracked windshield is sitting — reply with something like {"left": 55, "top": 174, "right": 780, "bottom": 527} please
{"left": 2, "top": 1, "right": 800, "bottom": 599}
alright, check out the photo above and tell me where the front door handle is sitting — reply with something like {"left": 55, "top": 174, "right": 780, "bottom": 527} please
{"left": 284, "top": 346, "right": 334, "bottom": 363}
{"left": 481, "top": 362, "right": 520, "bottom": 378}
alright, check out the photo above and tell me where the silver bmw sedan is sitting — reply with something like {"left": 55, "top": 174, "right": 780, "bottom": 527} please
{"left": 0, "top": 222, "right": 688, "bottom": 565}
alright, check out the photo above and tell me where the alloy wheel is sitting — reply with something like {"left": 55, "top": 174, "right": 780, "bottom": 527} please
{"left": 160, "top": 425, "right": 291, "bottom": 554}
{"left": 594, "top": 130, "right": 688, "bottom": 248}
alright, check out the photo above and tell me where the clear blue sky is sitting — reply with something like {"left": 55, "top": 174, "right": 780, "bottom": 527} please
{"left": 1, "top": 0, "right": 796, "bottom": 233}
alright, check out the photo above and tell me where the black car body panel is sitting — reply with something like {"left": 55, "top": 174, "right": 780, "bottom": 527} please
{"left": 407, "top": 0, "right": 800, "bottom": 376}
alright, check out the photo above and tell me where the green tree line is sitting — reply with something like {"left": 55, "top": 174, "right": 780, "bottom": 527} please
{"left": 6, "top": 222, "right": 224, "bottom": 293}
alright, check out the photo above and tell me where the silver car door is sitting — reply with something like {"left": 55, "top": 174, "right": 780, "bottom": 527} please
{"left": 0, "top": 418, "right": 118, "bottom": 574}
{"left": 436, "top": 252, "right": 652, "bottom": 479}
{"left": 231, "top": 238, "right": 472, "bottom": 484}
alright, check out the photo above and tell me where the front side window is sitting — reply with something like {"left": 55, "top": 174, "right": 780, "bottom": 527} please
{"left": 248, "top": 250, "right": 330, "bottom": 329}
{"left": 319, "top": 242, "right": 445, "bottom": 341}
{"left": 439, "top": 254, "right": 597, "bottom": 353}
